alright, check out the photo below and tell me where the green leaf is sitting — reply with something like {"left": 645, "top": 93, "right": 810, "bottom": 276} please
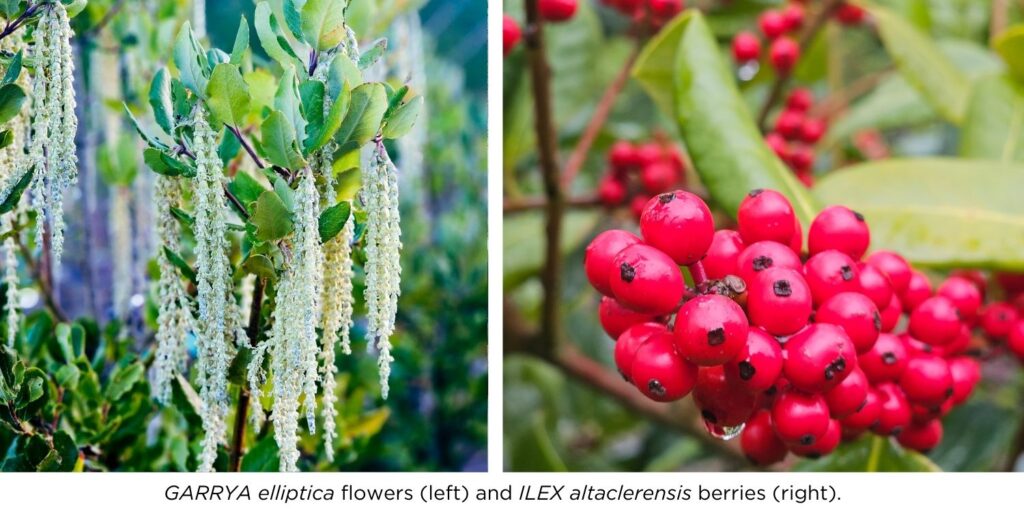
{"left": 227, "top": 347, "right": 252, "bottom": 386}
{"left": 2, "top": 50, "right": 22, "bottom": 86}
{"left": 865, "top": 4, "right": 970, "bottom": 124}
{"left": 504, "top": 210, "right": 600, "bottom": 290}
{"left": 994, "top": 25, "right": 1024, "bottom": 83}
{"left": 327, "top": 53, "right": 362, "bottom": 95}
{"left": 274, "top": 67, "right": 307, "bottom": 146}
{"left": 124, "top": 104, "right": 170, "bottom": 151}
{"left": 960, "top": 74, "right": 1024, "bottom": 162}
{"left": 0, "top": 129, "right": 11, "bottom": 150}
{"left": 318, "top": 201, "right": 351, "bottom": 243}
{"left": 358, "top": 38, "right": 387, "bottom": 70}
{"left": 335, "top": 82, "right": 387, "bottom": 146}
{"left": 229, "top": 170, "right": 270, "bottom": 209}
{"left": 105, "top": 361, "right": 145, "bottom": 401}
{"left": 0, "top": 0, "right": 19, "bottom": 19}
{"left": 249, "top": 190, "right": 294, "bottom": 241}
{"left": 54, "top": 364, "right": 80, "bottom": 388}
{"left": 812, "top": 158, "right": 1024, "bottom": 271}
{"left": 0, "top": 168, "right": 32, "bottom": 214}
{"left": 219, "top": 126, "right": 242, "bottom": 165}
{"left": 300, "top": 0, "right": 347, "bottom": 51}
{"left": 261, "top": 110, "right": 307, "bottom": 169}
{"left": 148, "top": 68, "right": 174, "bottom": 135}
{"left": 162, "top": 246, "right": 197, "bottom": 284}
{"left": 796, "top": 435, "right": 940, "bottom": 472}
{"left": 49, "top": 431, "right": 78, "bottom": 472}
{"left": 0, "top": 83, "right": 26, "bottom": 125}
{"left": 307, "top": 82, "right": 350, "bottom": 152}
{"left": 382, "top": 95, "right": 422, "bottom": 139}
{"left": 241, "top": 434, "right": 280, "bottom": 471}
{"left": 54, "top": 323, "right": 74, "bottom": 363}
{"left": 631, "top": 11, "right": 816, "bottom": 224}
{"left": 173, "top": 22, "right": 209, "bottom": 97}
{"left": 254, "top": 2, "right": 302, "bottom": 68}
{"left": 241, "top": 253, "right": 276, "bottom": 280}
{"left": 230, "top": 15, "right": 250, "bottom": 66}
{"left": 283, "top": 0, "right": 304, "bottom": 39}
{"left": 143, "top": 148, "right": 192, "bottom": 177}
{"left": 170, "top": 207, "right": 194, "bottom": 227}
{"left": 206, "top": 63, "right": 251, "bottom": 127}
{"left": 97, "top": 135, "right": 139, "bottom": 186}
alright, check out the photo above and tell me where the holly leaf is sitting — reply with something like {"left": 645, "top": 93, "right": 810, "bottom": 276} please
{"left": 796, "top": 435, "right": 940, "bottom": 472}
{"left": 206, "top": 63, "right": 251, "bottom": 127}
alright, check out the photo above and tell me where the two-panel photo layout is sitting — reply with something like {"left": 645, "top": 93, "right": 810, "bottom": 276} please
{"left": 0, "top": 0, "right": 1022, "bottom": 477}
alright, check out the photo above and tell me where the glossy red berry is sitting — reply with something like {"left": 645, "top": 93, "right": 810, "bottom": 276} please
{"left": 1008, "top": 320, "right": 1024, "bottom": 362}
{"left": 840, "top": 388, "right": 881, "bottom": 432}
{"left": 866, "top": 251, "right": 912, "bottom": 293}
{"left": 803, "top": 249, "right": 859, "bottom": 305}
{"left": 910, "top": 397, "right": 952, "bottom": 424}
{"left": 859, "top": 333, "right": 908, "bottom": 384}
{"left": 538, "top": 0, "right": 578, "bottom": 22}
{"left": 835, "top": 3, "right": 866, "bottom": 25}
{"left": 674, "top": 294, "right": 749, "bottom": 366}
{"left": 908, "top": 296, "right": 961, "bottom": 346}
{"left": 608, "top": 140, "right": 640, "bottom": 170}
{"left": 825, "top": 366, "right": 869, "bottom": 419}
{"left": 808, "top": 205, "right": 870, "bottom": 259}
{"left": 856, "top": 262, "right": 894, "bottom": 310}
{"left": 781, "top": 4, "right": 805, "bottom": 32}
{"left": 748, "top": 267, "right": 812, "bottom": 336}
{"left": 769, "top": 37, "right": 800, "bottom": 73}
{"left": 640, "top": 161, "right": 678, "bottom": 194}
{"left": 936, "top": 276, "right": 982, "bottom": 323}
{"left": 731, "top": 31, "right": 761, "bottom": 63}
{"left": 787, "top": 145, "right": 815, "bottom": 173}
{"left": 791, "top": 419, "right": 840, "bottom": 458}
{"left": 771, "top": 390, "right": 830, "bottom": 446}
{"left": 585, "top": 229, "right": 642, "bottom": 296}
{"left": 765, "top": 132, "right": 791, "bottom": 161}
{"left": 946, "top": 356, "right": 980, "bottom": 405}
{"left": 897, "top": 420, "right": 942, "bottom": 452}
{"left": 610, "top": 244, "right": 684, "bottom": 315}
{"left": 786, "top": 88, "right": 813, "bottom": 112}
{"left": 741, "top": 409, "right": 788, "bottom": 466}
{"left": 758, "top": 9, "right": 787, "bottom": 39}
{"left": 774, "top": 109, "right": 804, "bottom": 140}
{"left": 597, "top": 175, "right": 627, "bottom": 206}
{"left": 635, "top": 143, "right": 663, "bottom": 167}
{"left": 879, "top": 294, "right": 902, "bottom": 332}
{"left": 701, "top": 229, "right": 745, "bottom": 280}
{"left": 799, "top": 118, "right": 827, "bottom": 144}
{"left": 816, "top": 292, "right": 881, "bottom": 354}
{"left": 900, "top": 270, "right": 932, "bottom": 312}
{"left": 599, "top": 296, "right": 657, "bottom": 339}
{"left": 873, "top": 382, "right": 912, "bottom": 436}
{"left": 980, "top": 302, "right": 1018, "bottom": 339}
{"left": 737, "top": 189, "right": 796, "bottom": 245}
{"left": 614, "top": 323, "right": 666, "bottom": 381}
{"left": 783, "top": 324, "right": 856, "bottom": 393}
{"left": 502, "top": 15, "right": 521, "bottom": 56}
{"left": 639, "top": 190, "right": 715, "bottom": 266}
{"left": 693, "top": 366, "right": 757, "bottom": 428}
{"left": 726, "top": 328, "right": 784, "bottom": 393}
{"left": 899, "top": 353, "right": 953, "bottom": 406}
{"left": 940, "top": 324, "right": 971, "bottom": 357}
{"left": 629, "top": 195, "right": 650, "bottom": 219}
{"left": 736, "top": 240, "right": 802, "bottom": 288}
{"left": 630, "top": 330, "right": 698, "bottom": 402}
{"left": 789, "top": 217, "right": 803, "bottom": 254}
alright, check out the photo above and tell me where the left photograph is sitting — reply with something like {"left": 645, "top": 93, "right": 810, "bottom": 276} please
{"left": 0, "top": 0, "right": 487, "bottom": 472}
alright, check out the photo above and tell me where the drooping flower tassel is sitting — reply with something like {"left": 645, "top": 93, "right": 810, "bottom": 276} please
{"left": 152, "top": 177, "right": 194, "bottom": 404}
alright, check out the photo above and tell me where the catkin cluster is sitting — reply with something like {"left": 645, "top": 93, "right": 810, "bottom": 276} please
{"left": 0, "top": 31, "right": 28, "bottom": 347}
{"left": 152, "top": 176, "right": 194, "bottom": 404}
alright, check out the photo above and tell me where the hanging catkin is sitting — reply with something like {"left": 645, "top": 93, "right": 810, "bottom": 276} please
{"left": 0, "top": 29, "right": 29, "bottom": 347}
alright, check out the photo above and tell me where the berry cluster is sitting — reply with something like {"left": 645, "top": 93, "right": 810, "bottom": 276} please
{"left": 602, "top": 0, "right": 684, "bottom": 28}
{"left": 764, "top": 88, "right": 827, "bottom": 186}
{"left": 503, "top": 15, "right": 522, "bottom": 56}
{"left": 538, "top": 0, "right": 580, "bottom": 22}
{"left": 597, "top": 139, "right": 687, "bottom": 219}
{"left": 585, "top": 188, "right": 983, "bottom": 465}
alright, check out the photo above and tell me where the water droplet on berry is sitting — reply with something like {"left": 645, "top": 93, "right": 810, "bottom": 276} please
{"left": 703, "top": 420, "right": 745, "bottom": 440}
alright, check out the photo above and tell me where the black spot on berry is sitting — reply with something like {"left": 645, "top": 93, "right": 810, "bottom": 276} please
{"left": 855, "top": 399, "right": 867, "bottom": 413}
{"left": 891, "top": 426, "right": 903, "bottom": 436}
{"left": 647, "top": 379, "right": 666, "bottom": 397}
{"left": 870, "top": 420, "right": 880, "bottom": 429}
{"left": 833, "top": 357, "right": 846, "bottom": 372}
{"left": 874, "top": 312, "right": 882, "bottom": 331}
{"left": 752, "top": 255, "right": 774, "bottom": 271}
{"left": 824, "top": 366, "right": 835, "bottom": 380}
{"left": 773, "top": 279, "right": 792, "bottom": 297}
{"left": 882, "top": 352, "right": 897, "bottom": 365}
{"left": 840, "top": 265, "right": 854, "bottom": 281}
{"left": 800, "top": 434, "right": 815, "bottom": 446}
{"left": 945, "top": 387, "right": 953, "bottom": 398}
{"left": 853, "top": 210, "right": 865, "bottom": 222}
{"left": 749, "top": 189, "right": 764, "bottom": 197}
{"left": 998, "top": 311, "right": 1009, "bottom": 321}
{"left": 765, "top": 385, "right": 778, "bottom": 397}
{"left": 702, "top": 409, "right": 718, "bottom": 424}
{"left": 619, "top": 263, "right": 636, "bottom": 283}
{"left": 658, "top": 193, "right": 674, "bottom": 204}
{"left": 738, "top": 361, "right": 756, "bottom": 380}
{"left": 708, "top": 327, "right": 726, "bottom": 346}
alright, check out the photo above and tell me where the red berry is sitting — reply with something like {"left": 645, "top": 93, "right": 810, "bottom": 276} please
{"left": 840, "top": 388, "right": 880, "bottom": 432}
{"left": 902, "top": 334, "right": 935, "bottom": 357}
{"left": 947, "top": 356, "right": 980, "bottom": 405}
{"left": 635, "top": 143, "right": 663, "bottom": 167}
{"left": 1009, "top": 320, "right": 1024, "bottom": 362}
{"left": 908, "top": 296, "right": 961, "bottom": 346}
{"left": 786, "top": 88, "right": 814, "bottom": 112}
{"left": 783, "top": 323, "right": 856, "bottom": 393}
{"left": 758, "top": 9, "right": 787, "bottom": 39}
{"left": 649, "top": 0, "right": 683, "bottom": 18}
{"left": 748, "top": 267, "right": 812, "bottom": 336}
{"left": 597, "top": 175, "right": 627, "bottom": 206}
{"left": 736, "top": 240, "right": 802, "bottom": 288}
{"left": 803, "top": 249, "right": 859, "bottom": 305}
{"left": 741, "top": 409, "right": 788, "bottom": 466}
{"left": 774, "top": 109, "right": 804, "bottom": 140}
{"left": 781, "top": 4, "right": 805, "bottom": 32}
{"left": 791, "top": 419, "right": 840, "bottom": 458}
{"left": 808, "top": 205, "right": 870, "bottom": 259}
{"left": 859, "top": 333, "right": 908, "bottom": 384}
{"left": 640, "top": 161, "right": 678, "bottom": 194}
{"left": 835, "top": 3, "right": 866, "bottom": 25}
{"left": 980, "top": 302, "right": 1018, "bottom": 339}
{"left": 910, "top": 397, "right": 952, "bottom": 424}
{"left": 538, "top": 0, "right": 578, "bottom": 22}
{"left": 610, "top": 244, "right": 685, "bottom": 315}
{"left": 726, "top": 327, "right": 784, "bottom": 393}
{"left": 799, "top": 118, "right": 827, "bottom": 144}
{"left": 731, "top": 31, "right": 762, "bottom": 63}
{"left": 951, "top": 269, "right": 987, "bottom": 298}
{"left": 787, "top": 145, "right": 815, "bottom": 173}
{"left": 936, "top": 277, "right": 982, "bottom": 323}
{"left": 630, "top": 330, "right": 698, "bottom": 402}
{"left": 599, "top": 296, "right": 657, "bottom": 339}
{"left": 897, "top": 420, "right": 942, "bottom": 453}
{"left": 585, "top": 229, "right": 642, "bottom": 296}
{"left": 608, "top": 140, "right": 640, "bottom": 170}
{"left": 789, "top": 216, "right": 803, "bottom": 254}
{"left": 873, "top": 382, "right": 912, "bottom": 436}
{"left": 866, "top": 251, "right": 912, "bottom": 293}
{"left": 765, "top": 132, "right": 791, "bottom": 161}
{"left": 702, "top": 229, "right": 745, "bottom": 280}
{"left": 502, "top": 15, "right": 521, "bottom": 56}
{"left": 673, "top": 294, "right": 749, "bottom": 366}
{"left": 639, "top": 191, "right": 715, "bottom": 265}
{"left": 825, "top": 366, "right": 869, "bottom": 419}
{"left": 901, "top": 270, "right": 932, "bottom": 312}
{"left": 940, "top": 324, "right": 971, "bottom": 357}
{"left": 769, "top": 37, "right": 800, "bottom": 73}
{"left": 771, "top": 390, "right": 831, "bottom": 446}
{"left": 737, "top": 189, "right": 796, "bottom": 245}
{"left": 856, "top": 262, "right": 894, "bottom": 310}
{"left": 614, "top": 323, "right": 666, "bottom": 381}
{"left": 899, "top": 353, "right": 953, "bottom": 406}
{"left": 816, "top": 292, "right": 881, "bottom": 354}
{"left": 693, "top": 366, "right": 757, "bottom": 428}
{"left": 879, "top": 294, "right": 902, "bottom": 332}
{"left": 629, "top": 194, "right": 650, "bottom": 220}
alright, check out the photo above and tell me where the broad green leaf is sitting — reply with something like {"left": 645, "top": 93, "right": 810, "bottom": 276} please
{"left": 162, "top": 246, "right": 197, "bottom": 284}
{"left": 149, "top": 68, "right": 174, "bottom": 135}
{"left": 0, "top": 129, "right": 11, "bottom": 150}
{"left": 244, "top": 69, "right": 276, "bottom": 114}
{"left": 241, "top": 434, "right": 280, "bottom": 471}
{"left": 0, "top": 0, "right": 19, "bottom": 18}
{"left": 241, "top": 253, "right": 276, "bottom": 280}
{"left": 170, "top": 207, "right": 194, "bottom": 227}
{"left": 261, "top": 110, "right": 307, "bottom": 169}
{"left": 2, "top": 50, "right": 22, "bottom": 86}
{"left": 227, "top": 347, "right": 252, "bottom": 385}
{"left": 254, "top": 2, "right": 302, "bottom": 68}
{"left": 300, "top": 0, "right": 347, "bottom": 51}
{"left": 173, "top": 22, "right": 208, "bottom": 96}
{"left": 229, "top": 170, "right": 270, "bottom": 209}
{"left": 274, "top": 67, "right": 307, "bottom": 146}
{"left": 796, "top": 435, "right": 940, "bottom": 472}
{"left": 124, "top": 104, "right": 170, "bottom": 151}
{"left": 55, "top": 364, "right": 80, "bottom": 388}
{"left": 327, "top": 54, "right": 362, "bottom": 95}
{"left": 866, "top": 4, "right": 970, "bottom": 124}
{"left": 0, "top": 168, "right": 31, "bottom": 214}
{"left": 632, "top": 11, "right": 816, "bottom": 224}
{"left": 960, "top": 74, "right": 1024, "bottom": 162}
{"left": 219, "top": 126, "right": 242, "bottom": 164}
{"left": 813, "top": 158, "right": 1024, "bottom": 270}
{"left": 358, "top": 38, "right": 386, "bottom": 70}
{"left": 0, "top": 83, "right": 26, "bottom": 125}
{"left": 382, "top": 95, "right": 422, "bottom": 139}
{"left": 335, "top": 82, "right": 387, "bottom": 146}
{"left": 303, "top": 81, "right": 350, "bottom": 152}
{"left": 994, "top": 25, "right": 1024, "bottom": 83}
{"left": 206, "top": 63, "right": 251, "bottom": 127}
{"left": 318, "top": 201, "right": 351, "bottom": 243}
{"left": 249, "top": 190, "right": 294, "bottom": 241}
{"left": 143, "top": 148, "right": 192, "bottom": 177}
{"left": 283, "top": 0, "right": 304, "bottom": 39}
{"left": 105, "top": 361, "right": 144, "bottom": 401}
{"left": 49, "top": 432, "right": 78, "bottom": 472}
{"left": 230, "top": 15, "right": 250, "bottom": 66}
{"left": 55, "top": 323, "right": 74, "bottom": 363}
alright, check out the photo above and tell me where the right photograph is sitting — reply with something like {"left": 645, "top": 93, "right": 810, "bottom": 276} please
{"left": 502, "top": 0, "right": 1024, "bottom": 472}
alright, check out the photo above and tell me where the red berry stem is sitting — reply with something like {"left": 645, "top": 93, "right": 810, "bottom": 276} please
{"left": 688, "top": 261, "right": 709, "bottom": 288}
